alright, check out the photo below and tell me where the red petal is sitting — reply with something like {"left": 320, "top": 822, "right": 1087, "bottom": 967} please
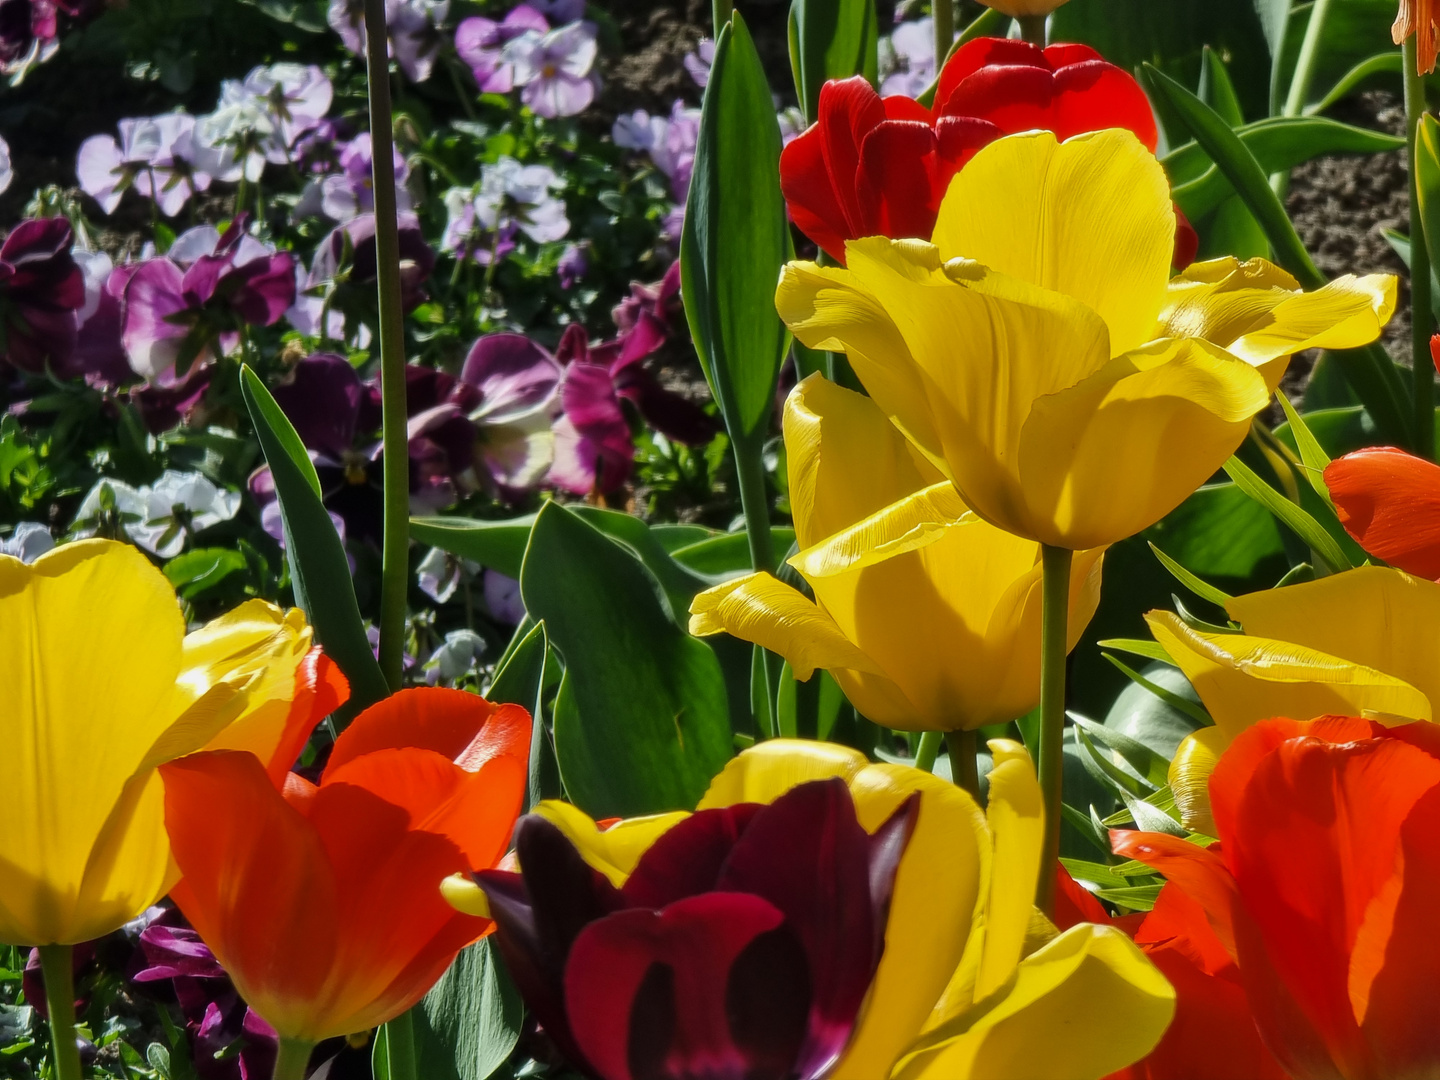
{"left": 161, "top": 751, "right": 339, "bottom": 1040}
{"left": 939, "top": 63, "right": 1056, "bottom": 133}
{"left": 1324, "top": 447, "right": 1440, "bottom": 578}
{"left": 935, "top": 37, "right": 1047, "bottom": 112}
{"left": 857, "top": 121, "right": 944, "bottom": 241}
{"left": 564, "top": 894, "right": 808, "bottom": 1080}
{"left": 816, "top": 76, "right": 887, "bottom": 238}
{"left": 1173, "top": 205, "right": 1199, "bottom": 269}
{"left": 1134, "top": 882, "right": 1235, "bottom": 977}
{"left": 934, "top": 115, "right": 1003, "bottom": 179}
{"left": 1051, "top": 60, "right": 1159, "bottom": 151}
{"left": 1044, "top": 42, "right": 1105, "bottom": 67}
{"left": 1109, "top": 830, "right": 1240, "bottom": 959}
{"left": 1052, "top": 864, "right": 1112, "bottom": 930}
{"left": 326, "top": 687, "right": 524, "bottom": 775}
{"left": 780, "top": 126, "right": 853, "bottom": 263}
{"left": 264, "top": 649, "right": 349, "bottom": 786}
{"left": 622, "top": 803, "right": 763, "bottom": 909}
{"left": 882, "top": 95, "right": 932, "bottom": 122}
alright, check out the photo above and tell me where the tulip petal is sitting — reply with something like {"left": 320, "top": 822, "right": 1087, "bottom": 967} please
{"left": 1109, "top": 831, "right": 1239, "bottom": 959}
{"left": 1017, "top": 338, "right": 1267, "bottom": 549}
{"left": 325, "top": 686, "right": 526, "bottom": 775}
{"left": 162, "top": 751, "right": 340, "bottom": 1036}
{"left": 688, "top": 572, "right": 886, "bottom": 680}
{"left": 1325, "top": 448, "right": 1440, "bottom": 578}
{"left": 698, "top": 739, "right": 869, "bottom": 809}
{"left": 1167, "top": 727, "right": 1230, "bottom": 835}
{"left": 621, "top": 804, "right": 763, "bottom": 908}
{"left": 1147, "top": 610, "right": 1430, "bottom": 741}
{"left": 974, "top": 740, "right": 1044, "bottom": 1002}
{"left": 532, "top": 800, "right": 691, "bottom": 888}
{"left": 788, "top": 483, "right": 976, "bottom": 578}
{"left": 564, "top": 894, "right": 809, "bottom": 1080}
{"left": 1225, "top": 566, "right": 1440, "bottom": 721}
{"left": 779, "top": 123, "right": 853, "bottom": 264}
{"left": 893, "top": 924, "right": 1175, "bottom": 1080}
{"left": 931, "top": 129, "right": 1174, "bottom": 356}
{"left": 0, "top": 540, "right": 185, "bottom": 944}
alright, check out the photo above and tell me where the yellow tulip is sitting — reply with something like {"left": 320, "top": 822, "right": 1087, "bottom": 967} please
{"left": 0, "top": 539, "right": 344, "bottom": 945}
{"left": 775, "top": 129, "right": 1394, "bottom": 549}
{"left": 1147, "top": 565, "right": 1440, "bottom": 831}
{"left": 450, "top": 739, "right": 1173, "bottom": 1080}
{"left": 977, "top": 0, "right": 1070, "bottom": 16}
{"left": 688, "top": 375, "right": 1104, "bottom": 730}
{"left": 1159, "top": 257, "right": 1396, "bottom": 392}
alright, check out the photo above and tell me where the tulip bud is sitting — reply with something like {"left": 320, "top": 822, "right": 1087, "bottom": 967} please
{"left": 977, "top": 0, "right": 1070, "bottom": 15}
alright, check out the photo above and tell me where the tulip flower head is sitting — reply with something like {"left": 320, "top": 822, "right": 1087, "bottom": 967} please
{"left": 1147, "top": 565, "right": 1440, "bottom": 832}
{"left": 777, "top": 129, "right": 1394, "bottom": 549}
{"left": 1115, "top": 716, "right": 1440, "bottom": 1080}
{"left": 160, "top": 687, "right": 531, "bottom": 1044}
{"left": 0, "top": 539, "right": 344, "bottom": 946}
{"left": 1395, "top": 0, "right": 1439, "bottom": 74}
{"left": 451, "top": 740, "right": 1173, "bottom": 1080}
{"left": 1325, "top": 444, "right": 1440, "bottom": 579}
{"left": 690, "top": 374, "right": 1104, "bottom": 731}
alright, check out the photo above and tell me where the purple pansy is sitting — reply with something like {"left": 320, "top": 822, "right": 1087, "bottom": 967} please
{"left": 120, "top": 220, "right": 295, "bottom": 383}
{"left": 309, "top": 211, "right": 436, "bottom": 314}
{"left": 613, "top": 100, "right": 700, "bottom": 203}
{"left": 454, "top": 4, "right": 549, "bottom": 93}
{"left": 0, "top": 216, "right": 85, "bottom": 374}
{"left": 507, "top": 20, "right": 598, "bottom": 118}
{"left": 77, "top": 113, "right": 225, "bottom": 218}
{"left": 557, "top": 242, "right": 587, "bottom": 289}
{"left": 66, "top": 249, "right": 132, "bottom": 384}
{"left": 328, "top": 0, "right": 449, "bottom": 83}
{"left": 304, "top": 133, "right": 412, "bottom": 222}
{"left": 442, "top": 157, "right": 568, "bottom": 264}
{"left": 684, "top": 37, "right": 714, "bottom": 87}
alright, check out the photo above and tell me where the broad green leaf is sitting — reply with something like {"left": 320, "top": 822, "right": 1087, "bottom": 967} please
{"left": 1416, "top": 116, "right": 1440, "bottom": 312}
{"left": 1274, "top": 404, "right": 1373, "bottom": 457}
{"left": 1222, "top": 455, "right": 1353, "bottom": 574}
{"left": 682, "top": 12, "right": 793, "bottom": 447}
{"left": 789, "top": 0, "right": 878, "bottom": 122}
{"left": 486, "top": 620, "right": 557, "bottom": 811}
{"left": 1103, "top": 662, "right": 1207, "bottom": 763}
{"left": 164, "top": 547, "right": 246, "bottom": 600}
{"left": 651, "top": 523, "right": 718, "bottom": 551}
{"left": 241, "top": 365, "right": 388, "bottom": 717}
{"left": 1070, "top": 714, "right": 1171, "bottom": 789}
{"left": 520, "top": 503, "right": 733, "bottom": 817}
{"left": 1198, "top": 45, "right": 1245, "bottom": 126}
{"left": 1073, "top": 723, "right": 1151, "bottom": 799}
{"left": 1148, "top": 542, "right": 1234, "bottom": 606}
{"left": 1146, "top": 483, "right": 1284, "bottom": 580}
{"left": 1145, "top": 65, "right": 1412, "bottom": 448}
{"left": 416, "top": 940, "right": 523, "bottom": 1080}
{"left": 669, "top": 528, "right": 797, "bottom": 577}
{"left": 1277, "top": 0, "right": 1403, "bottom": 112}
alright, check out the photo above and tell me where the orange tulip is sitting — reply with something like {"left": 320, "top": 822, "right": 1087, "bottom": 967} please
{"left": 1395, "top": 0, "right": 1440, "bottom": 74}
{"left": 1325, "top": 445, "right": 1440, "bottom": 579}
{"left": 159, "top": 687, "right": 531, "bottom": 1051}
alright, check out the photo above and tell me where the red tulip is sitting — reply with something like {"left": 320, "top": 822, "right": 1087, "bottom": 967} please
{"left": 1324, "top": 439, "right": 1440, "bottom": 580}
{"left": 1114, "top": 715, "right": 1440, "bottom": 1080}
{"left": 159, "top": 688, "right": 531, "bottom": 1046}
{"left": 780, "top": 37, "right": 1157, "bottom": 264}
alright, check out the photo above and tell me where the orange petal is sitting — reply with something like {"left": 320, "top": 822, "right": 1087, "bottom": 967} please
{"left": 1324, "top": 447, "right": 1440, "bottom": 579}
{"left": 262, "top": 650, "right": 348, "bottom": 786}
{"left": 325, "top": 687, "right": 524, "bottom": 774}
{"left": 1109, "top": 831, "right": 1239, "bottom": 960}
{"left": 160, "top": 751, "right": 339, "bottom": 1041}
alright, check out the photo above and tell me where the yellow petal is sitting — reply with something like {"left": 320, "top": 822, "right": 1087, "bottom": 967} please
{"left": 1146, "top": 610, "right": 1430, "bottom": 741}
{"left": 932, "top": 129, "right": 1175, "bottom": 357}
{"left": 1017, "top": 337, "right": 1269, "bottom": 548}
{"left": 69, "top": 772, "right": 175, "bottom": 943}
{"left": 893, "top": 924, "right": 1176, "bottom": 1080}
{"left": 698, "top": 739, "right": 870, "bottom": 808}
{"left": 530, "top": 801, "right": 689, "bottom": 887}
{"left": 1168, "top": 727, "right": 1231, "bottom": 835}
{"left": 440, "top": 873, "right": 490, "bottom": 917}
{"left": 688, "top": 572, "right": 886, "bottom": 681}
{"left": 0, "top": 539, "right": 185, "bottom": 945}
{"left": 788, "top": 483, "right": 976, "bottom": 579}
{"left": 974, "top": 740, "right": 1044, "bottom": 1002}
{"left": 834, "top": 764, "right": 989, "bottom": 1080}
{"left": 1226, "top": 565, "right": 1440, "bottom": 717}
{"left": 784, "top": 374, "right": 941, "bottom": 550}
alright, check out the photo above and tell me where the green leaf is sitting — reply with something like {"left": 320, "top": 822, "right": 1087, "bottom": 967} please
{"left": 1169, "top": 117, "right": 1404, "bottom": 221}
{"left": 1309, "top": 52, "right": 1402, "bottom": 115}
{"left": 1147, "top": 482, "right": 1285, "bottom": 580}
{"left": 241, "top": 365, "right": 388, "bottom": 717}
{"left": 682, "top": 12, "right": 793, "bottom": 448}
{"left": 414, "top": 939, "right": 524, "bottom": 1080}
{"left": 1072, "top": 724, "right": 1151, "bottom": 799}
{"left": 1222, "top": 454, "right": 1353, "bottom": 574}
{"left": 1096, "top": 638, "right": 1176, "bottom": 665}
{"left": 1103, "top": 653, "right": 1214, "bottom": 728}
{"left": 651, "top": 523, "right": 718, "bottom": 551}
{"left": 789, "top": 0, "right": 878, "bottom": 122}
{"left": 1198, "top": 44, "right": 1245, "bottom": 126}
{"left": 520, "top": 503, "right": 734, "bottom": 817}
{"left": 486, "top": 620, "right": 558, "bottom": 812}
{"left": 1417, "top": 115, "right": 1440, "bottom": 303}
{"left": 1275, "top": 392, "right": 1335, "bottom": 501}
{"left": 163, "top": 548, "right": 246, "bottom": 600}
{"left": 669, "top": 528, "right": 797, "bottom": 577}
{"left": 1148, "top": 542, "right": 1234, "bottom": 606}
{"left": 1093, "top": 884, "right": 1163, "bottom": 911}
{"left": 1070, "top": 713, "right": 1171, "bottom": 789}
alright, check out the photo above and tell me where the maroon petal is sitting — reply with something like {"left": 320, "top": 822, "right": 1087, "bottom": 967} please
{"left": 225, "top": 252, "right": 298, "bottom": 326}
{"left": 460, "top": 333, "right": 562, "bottom": 423}
{"left": 564, "top": 893, "right": 812, "bottom": 1080}
{"left": 555, "top": 323, "right": 590, "bottom": 366}
{"left": 613, "top": 368, "right": 717, "bottom": 446}
{"left": 271, "top": 352, "right": 364, "bottom": 460}
{"left": 623, "top": 804, "right": 763, "bottom": 909}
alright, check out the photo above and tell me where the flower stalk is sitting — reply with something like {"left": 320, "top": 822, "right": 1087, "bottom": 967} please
{"left": 1018, "top": 14, "right": 1046, "bottom": 48}
{"left": 712, "top": 0, "right": 732, "bottom": 33}
{"left": 385, "top": 1009, "right": 418, "bottom": 1080}
{"left": 271, "top": 1039, "right": 315, "bottom": 1080}
{"left": 934, "top": 0, "right": 954, "bottom": 74}
{"left": 39, "top": 945, "right": 82, "bottom": 1080}
{"left": 946, "top": 728, "right": 979, "bottom": 799}
{"left": 1406, "top": 34, "right": 1436, "bottom": 461}
{"left": 1035, "top": 543, "right": 1072, "bottom": 917}
{"left": 915, "top": 729, "right": 942, "bottom": 773}
{"left": 361, "top": 0, "right": 411, "bottom": 690}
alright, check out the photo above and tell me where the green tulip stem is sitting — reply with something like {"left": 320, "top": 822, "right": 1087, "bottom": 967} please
{"left": 271, "top": 1039, "right": 315, "bottom": 1080}
{"left": 39, "top": 945, "right": 82, "bottom": 1080}
{"left": 1017, "top": 14, "right": 1046, "bottom": 49}
{"left": 384, "top": 1010, "right": 417, "bottom": 1080}
{"left": 362, "top": 0, "right": 411, "bottom": 691}
{"left": 1035, "top": 543, "right": 1072, "bottom": 918}
{"left": 934, "top": 0, "right": 954, "bottom": 75}
{"left": 914, "top": 730, "right": 942, "bottom": 773}
{"left": 945, "top": 729, "right": 980, "bottom": 799}
{"left": 1406, "top": 34, "right": 1436, "bottom": 461}
{"left": 712, "top": 0, "right": 732, "bottom": 33}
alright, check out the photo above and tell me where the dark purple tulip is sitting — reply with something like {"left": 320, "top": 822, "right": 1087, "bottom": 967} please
{"left": 0, "top": 216, "right": 85, "bottom": 373}
{"left": 310, "top": 212, "right": 435, "bottom": 312}
{"left": 478, "top": 779, "right": 917, "bottom": 1080}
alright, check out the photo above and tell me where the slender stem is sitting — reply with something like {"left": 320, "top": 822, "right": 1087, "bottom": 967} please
{"left": 384, "top": 1011, "right": 417, "bottom": 1080}
{"left": 733, "top": 435, "right": 781, "bottom": 736}
{"left": 712, "top": 0, "right": 732, "bottom": 33}
{"left": 1284, "top": 0, "right": 1333, "bottom": 117}
{"left": 933, "top": 0, "right": 954, "bottom": 74}
{"left": 38, "top": 945, "right": 82, "bottom": 1080}
{"left": 1407, "top": 34, "right": 1436, "bottom": 461}
{"left": 271, "top": 1038, "right": 315, "bottom": 1080}
{"left": 1035, "top": 544, "right": 1072, "bottom": 918}
{"left": 362, "top": 0, "right": 412, "bottom": 691}
{"left": 945, "top": 729, "right": 979, "bottom": 798}
{"left": 1017, "top": 14, "right": 1046, "bottom": 48}
{"left": 914, "top": 730, "right": 942, "bottom": 773}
